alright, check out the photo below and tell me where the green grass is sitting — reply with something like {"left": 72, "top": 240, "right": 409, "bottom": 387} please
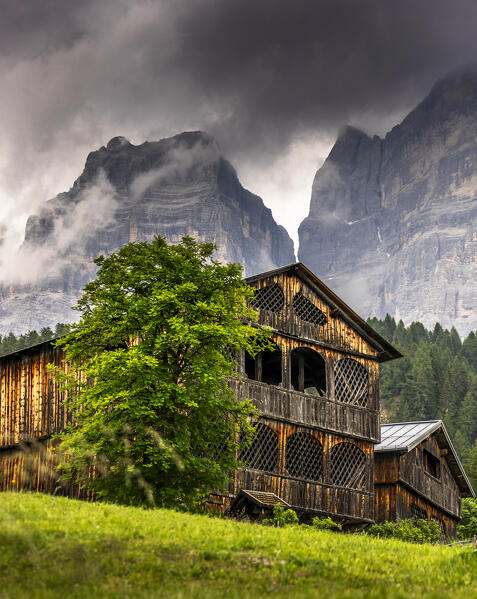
{"left": 1, "top": 492, "right": 476, "bottom": 598}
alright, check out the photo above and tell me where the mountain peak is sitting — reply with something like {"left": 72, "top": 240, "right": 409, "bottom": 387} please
{"left": 106, "top": 136, "right": 131, "bottom": 150}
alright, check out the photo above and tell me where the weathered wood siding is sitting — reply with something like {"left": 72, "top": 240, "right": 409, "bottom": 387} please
{"left": 250, "top": 272, "right": 380, "bottom": 358}
{"left": 0, "top": 342, "right": 68, "bottom": 448}
{"left": 395, "top": 484, "right": 458, "bottom": 537}
{"left": 0, "top": 439, "right": 92, "bottom": 499}
{"left": 374, "top": 433, "right": 464, "bottom": 536}
{"left": 231, "top": 374, "right": 379, "bottom": 442}
{"left": 398, "top": 438, "right": 461, "bottom": 518}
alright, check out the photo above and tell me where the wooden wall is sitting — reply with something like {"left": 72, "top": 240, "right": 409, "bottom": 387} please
{"left": 0, "top": 342, "right": 69, "bottom": 448}
{"left": 250, "top": 271, "right": 380, "bottom": 359}
{"left": 222, "top": 417, "right": 375, "bottom": 522}
{"left": 374, "top": 433, "right": 464, "bottom": 536}
{"left": 398, "top": 437, "right": 461, "bottom": 518}
{"left": 0, "top": 440, "right": 91, "bottom": 499}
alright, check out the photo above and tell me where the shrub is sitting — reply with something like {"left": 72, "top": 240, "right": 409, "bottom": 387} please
{"left": 366, "top": 518, "right": 441, "bottom": 543}
{"left": 312, "top": 516, "right": 342, "bottom": 531}
{"left": 457, "top": 498, "right": 477, "bottom": 539}
{"left": 263, "top": 504, "right": 299, "bottom": 527}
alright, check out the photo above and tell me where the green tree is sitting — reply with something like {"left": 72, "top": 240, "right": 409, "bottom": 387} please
{"left": 53, "top": 236, "right": 271, "bottom": 508}
{"left": 458, "top": 376, "right": 477, "bottom": 445}
{"left": 457, "top": 498, "right": 477, "bottom": 539}
{"left": 465, "top": 439, "right": 477, "bottom": 494}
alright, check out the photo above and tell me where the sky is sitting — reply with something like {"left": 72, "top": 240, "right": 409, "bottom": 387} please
{"left": 2, "top": 0, "right": 477, "bottom": 252}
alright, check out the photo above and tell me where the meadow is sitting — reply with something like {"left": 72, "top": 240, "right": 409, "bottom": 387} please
{"left": 1, "top": 492, "right": 476, "bottom": 599}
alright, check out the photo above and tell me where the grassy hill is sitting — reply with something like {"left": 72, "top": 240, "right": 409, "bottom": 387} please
{"left": 1, "top": 493, "right": 476, "bottom": 599}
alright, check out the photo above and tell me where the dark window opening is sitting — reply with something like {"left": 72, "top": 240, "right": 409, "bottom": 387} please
{"left": 245, "top": 344, "right": 282, "bottom": 386}
{"left": 291, "top": 347, "right": 326, "bottom": 396}
{"left": 261, "top": 345, "right": 282, "bottom": 386}
{"left": 334, "top": 358, "right": 368, "bottom": 407}
{"left": 424, "top": 450, "right": 440, "bottom": 479}
{"left": 239, "top": 422, "right": 279, "bottom": 473}
{"left": 285, "top": 431, "right": 323, "bottom": 481}
{"left": 245, "top": 351, "right": 256, "bottom": 380}
{"left": 410, "top": 503, "right": 428, "bottom": 520}
{"left": 293, "top": 292, "right": 327, "bottom": 326}
{"left": 329, "top": 442, "right": 367, "bottom": 490}
{"left": 252, "top": 284, "right": 284, "bottom": 313}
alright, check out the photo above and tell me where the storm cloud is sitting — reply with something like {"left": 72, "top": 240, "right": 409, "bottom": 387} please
{"left": 2, "top": 0, "right": 477, "bottom": 248}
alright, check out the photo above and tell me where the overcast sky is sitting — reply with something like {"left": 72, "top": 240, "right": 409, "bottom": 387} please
{"left": 2, "top": 0, "right": 477, "bottom": 250}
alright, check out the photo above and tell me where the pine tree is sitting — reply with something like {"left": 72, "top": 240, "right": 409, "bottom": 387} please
{"left": 458, "top": 376, "right": 477, "bottom": 444}
{"left": 465, "top": 439, "right": 477, "bottom": 494}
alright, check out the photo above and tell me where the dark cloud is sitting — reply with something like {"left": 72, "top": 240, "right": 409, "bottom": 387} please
{"left": 1, "top": 0, "right": 477, "bottom": 246}
{"left": 173, "top": 0, "right": 477, "bottom": 150}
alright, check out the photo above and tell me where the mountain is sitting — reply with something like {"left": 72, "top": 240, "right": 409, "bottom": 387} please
{"left": 298, "top": 69, "right": 477, "bottom": 335}
{"left": 0, "top": 131, "right": 294, "bottom": 334}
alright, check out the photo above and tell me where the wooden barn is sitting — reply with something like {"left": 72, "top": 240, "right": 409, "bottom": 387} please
{"left": 221, "top": 263, "right": 401, "bottom": 527}
{"left": 374, "top": 420, "right": 475, "bottom": 537}
{"left": 0, "top": 262, "right": 403, "bottom": 528}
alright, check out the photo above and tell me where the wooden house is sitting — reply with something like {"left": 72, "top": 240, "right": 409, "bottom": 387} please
{"left": 0, "top": 262, "right": 402, "bottom": 528}
{"left": 374, "top": 420, "right": 475, "bottom": 537}
{"left": 222, "top": 263, "right": 401, "bottom": 527}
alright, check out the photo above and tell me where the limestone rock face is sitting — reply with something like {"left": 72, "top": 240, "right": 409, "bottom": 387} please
{"left": 299, "top": 69, "right": 477, "bottom": 335}
{"left": 0, "top": 131, "right": 294, "bottom": 334}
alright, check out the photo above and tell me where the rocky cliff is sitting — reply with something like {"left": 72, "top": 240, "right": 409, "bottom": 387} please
{"left": 0, "top": 131, "right": 294, "bottom": 334}
{"left": 299, "top": 69, "right": 477, "bottom": 335}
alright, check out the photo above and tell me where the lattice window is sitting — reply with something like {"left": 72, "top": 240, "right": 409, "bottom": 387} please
{"left": 285, "top": 432, "right": 323, "bottom": 481}
{"left": 334, "top": 358, "right": 368, "bottom": 407}
{"left": 252, "top": 284, "right": 284, "bottom": 313}
{"left": 292, "top": 292, "right": 327, "bottom": 326}
{"left": 329, "top": 442, "right": 366, "bottom": 490}
{"left": 410, "top": 503, "right": 428, "bottom": 520}
{"left": 239, "top": 423, "right": 279, "bottom": 473}
{"left": 431, "top": 515, "right": 446, "bottom": 536}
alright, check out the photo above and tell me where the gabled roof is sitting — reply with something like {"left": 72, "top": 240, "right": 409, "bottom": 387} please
{"left": 375, "top": 420, "right": 475, "bottom": 497}
{"left": 246, "top": 262, "right": 401, "bottom": 362}
{"left": 376, "top": 421, "right": 441, "bottom": 452}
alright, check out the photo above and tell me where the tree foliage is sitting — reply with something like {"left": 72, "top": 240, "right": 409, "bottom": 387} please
{"left": 457, "top": 498, "right": 477, "bottom": 539}
{"left": 52, "top": 236, "right": 272, "bottom": 507}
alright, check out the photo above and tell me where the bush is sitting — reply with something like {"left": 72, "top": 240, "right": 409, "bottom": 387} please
{"left": 457, "top": 498, "right": 477, "bottom": 539}
{"left": 312, "top": 516, "right": 342, "bottom": 531}
{"left": 366, "top": 519, "right": 441, "bottom": 543}
{"left": 262, "top": 504, "right": 299, "bottom": 527}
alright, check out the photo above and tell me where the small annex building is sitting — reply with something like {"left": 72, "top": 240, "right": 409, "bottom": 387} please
{"left": 374, "top": 420, "right": 475, "bottom": 537}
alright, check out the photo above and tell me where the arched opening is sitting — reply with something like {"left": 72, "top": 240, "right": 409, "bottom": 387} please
{"left": 285, "top": 431, "right": 323, "bottom": 481}
{"left": 329, "top": 442, "right": 366, "bottom": 490}
{"left": 239, "top": 423, "right": 279, "bottom": 473}
{"left": 334, "top": 358, "right": 368, "bottom": 406}
{"left": 291, "top": 347, "right": 326, "bottom": 396}
{"left": 245, "top": 343, "right": 282, "bottom": 386}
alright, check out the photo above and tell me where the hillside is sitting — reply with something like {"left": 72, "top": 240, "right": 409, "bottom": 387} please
{"left": 1, "top": 492, "right": 476, "bottom": 599}
{"left": 299, "top": 68, "right": 477, "bottom": 335}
